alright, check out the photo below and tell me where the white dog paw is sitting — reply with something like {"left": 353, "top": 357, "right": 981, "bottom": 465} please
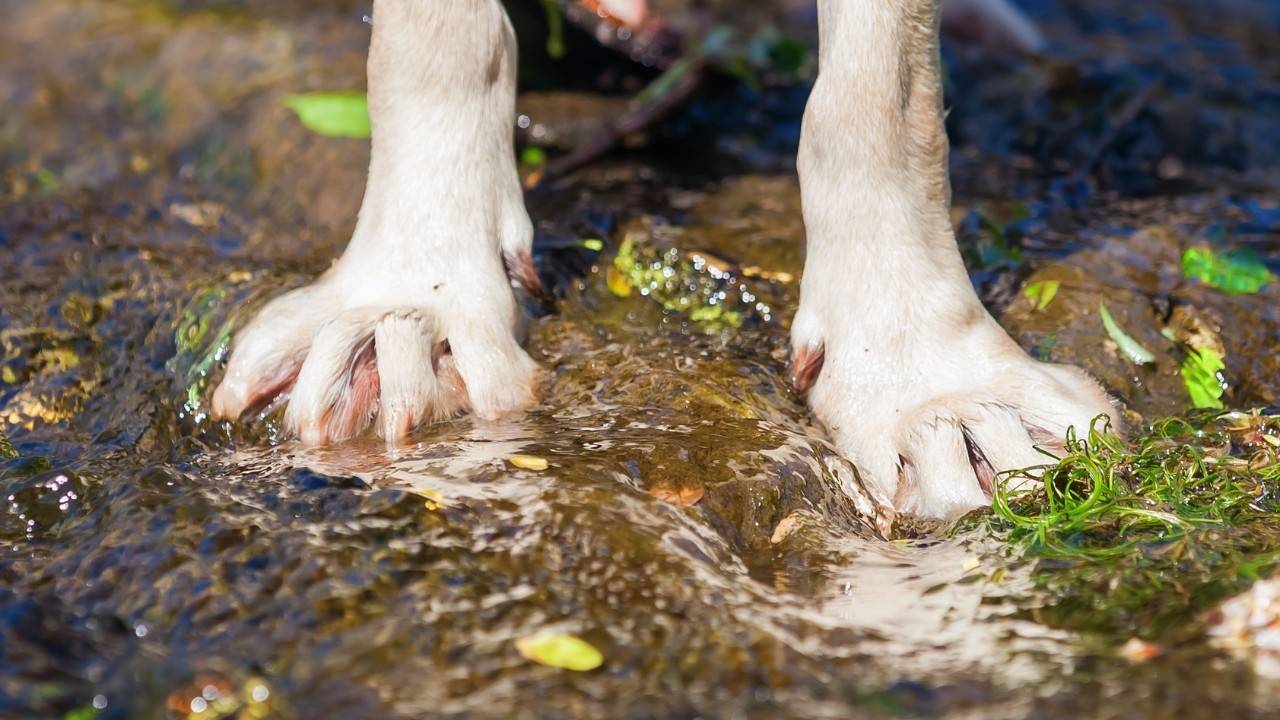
{"left": 212, "top": 260, "right": 537, "bottom": 447}
{"left": 794, "top": 321, "right": 1116, "bottom": 520}
{"left": 213, "top": 0, "right": 540, "bottom": 447}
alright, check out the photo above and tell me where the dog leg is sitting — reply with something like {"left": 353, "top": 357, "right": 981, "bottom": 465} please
{"left": 213, "top": 0, "right": 538, "bottom": 446}
{"left": 792, "top": 0, "right": 1115, "bottom": 519}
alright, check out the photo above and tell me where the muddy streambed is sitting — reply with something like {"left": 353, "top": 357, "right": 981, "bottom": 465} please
{"left": 3, "top": 0, "right": 1280, "bottom": 718}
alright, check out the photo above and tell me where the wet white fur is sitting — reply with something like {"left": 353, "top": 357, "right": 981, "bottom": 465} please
{"left": 792, "top": 0, "right": 1115, "bottom": 519}
{"left": 213, "top": 0, "right": 536, "bottom": 444}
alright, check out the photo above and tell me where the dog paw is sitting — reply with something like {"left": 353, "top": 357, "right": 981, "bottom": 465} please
{"left": 793, "top": 318, "right": 1116, "bottom": 520}
{"left": 212, "top": 0, "right": 541, "bottom": 447}
{"left": 212, "top": 264, "right": 537, "bottom": 447}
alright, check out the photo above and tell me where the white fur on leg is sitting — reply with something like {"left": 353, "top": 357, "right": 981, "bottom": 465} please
{"left": 794, "top": 0, "right": 1115, "bottom": 520}
{"left": 212, "top": 0, "right": 539, "bottom": 445}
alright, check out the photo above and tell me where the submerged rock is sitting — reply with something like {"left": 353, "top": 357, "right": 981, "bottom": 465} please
{"left": 1207, "top": 579, "right": 1280, "bottom": 679}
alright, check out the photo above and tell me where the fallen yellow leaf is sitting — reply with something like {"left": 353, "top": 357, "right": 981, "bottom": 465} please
{"left": 406, "top": 487, "right": 446, "bottom": 511}
{"left": 606, "top": 266, "right": 632, "bottom": 298}
{"left": 509, "top": 455, "right": 550, "bottom": 471}
{"left": 515, "top": 633, "right": 603, "bottom": 671}
{"left": 741, "top": 266, "right": 795, "bottom": 283}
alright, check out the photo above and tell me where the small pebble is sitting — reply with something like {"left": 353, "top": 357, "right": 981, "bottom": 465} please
{"left": 1120, "top": 637, "right": 1161, "bottom": 663}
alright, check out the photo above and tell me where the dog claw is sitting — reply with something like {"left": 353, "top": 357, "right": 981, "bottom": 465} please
{"left": 789, "top": 342, "right": 826, "bottom": 395}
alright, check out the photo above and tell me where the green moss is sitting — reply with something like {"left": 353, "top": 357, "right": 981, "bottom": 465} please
{"left": 610, "top": 236, "right": 770, "bottom": 331}
{"left": 167, "top": 285, "right": 238, "bottom": 421}
{"left": 0, "top": 432, "right": 16, "bottom": 460}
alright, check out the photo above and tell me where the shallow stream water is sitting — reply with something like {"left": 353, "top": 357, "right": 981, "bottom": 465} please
{"left": 2, "top": 0, "right": 1280, "bottom": 718}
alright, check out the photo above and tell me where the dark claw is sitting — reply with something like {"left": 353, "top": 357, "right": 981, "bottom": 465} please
{"left": 788, "top": 342, "right": 825, "bottom": 395}
{"left": 504, "top": 249, "right": 551, "bottom": 306}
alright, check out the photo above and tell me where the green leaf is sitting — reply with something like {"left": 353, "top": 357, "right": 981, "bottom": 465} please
{"left": 540, "top": 0, "right": 566, "bottom": 58}
{"left": 284, "top": 92, "right": 371, "bottom": 139}
{"left": 1024, "top": 280, "right": 1060, "bottom": 311}
{"left": 34, "top": 167, "right": 62, "bottom": 194}
{"left": 520, "top": 146, "right": 547, "bottom": 167}
{"left": 516, "top": 633, "right": 603, "bottom": 671}
{"left": 1099, "top": 301, "right": 1155, "bottom": 365}
{"left": 1182, "top": 246, "right": 1274, "bottom": 295}
{"left": 769, "top": 36, "right": 808, "bottom": 74}
{"left": 1180, "top": 348, "right": 1227, "bottom": 410}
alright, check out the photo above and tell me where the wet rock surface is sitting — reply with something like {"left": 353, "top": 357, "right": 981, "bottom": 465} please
{"left": 2, "top": 0, "right": 1280, "bottom": 718}
{"left": 1209, "top": 578, "right": 1280, "bottom": 681}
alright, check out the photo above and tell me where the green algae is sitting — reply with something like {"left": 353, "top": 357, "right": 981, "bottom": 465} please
{"left": 610, "top": 233, "right": 773, "bottom": 331}
{"left": 168, "top": 285, "right": 240, "bottom": 422}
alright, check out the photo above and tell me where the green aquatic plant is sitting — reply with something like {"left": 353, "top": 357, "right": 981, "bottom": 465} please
{"left": 991, "top": 414, "right": 1278, "bottom": 559}
{"left": 0, "top": 431, "right": 16, "bottom": 460}
{"left": 520, "top": 146, "right": 547, "bottom": 168}
{"left": 540, "top": 0, "right": 567, "bottom": 59}
{"left": 987, "top": 412, "right": 1280, "bottom": 636}
{"left": 959, "top": 205, "right": 1027, "bottom": 270}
